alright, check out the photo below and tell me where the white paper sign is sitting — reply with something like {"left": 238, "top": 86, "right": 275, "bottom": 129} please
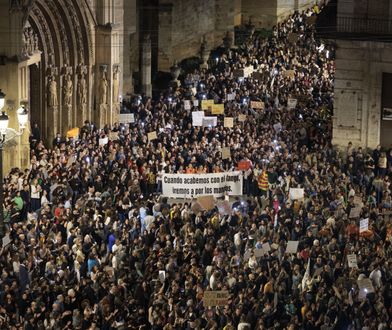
{"left": 191, "top": 87, "right": 197, "bottom": 96}
{"left": 202, "top": 117, "right": 218, "bottom": 128}
{"left": 2, "top": 235, "right": 10, "bottom": 247}
{"left": 193, "top": 99, "right": 199, "bottom": 107}
{"left": 286, "top": 241, "right": 299, "bottom": 254}
{"left": 273, "top": 123, "right": 282, "bottom": 132}
{"left": 289, "top": 188, "right": 304, "bottom": 200}
{"left": 359, "top": 218, "right": 369, "bottom": 233}
{"left": 184, "top": 100, "right": 191, "bottom": 110}
{"left": 227, "top": 93, "right": 236, "bottom": 101}
{"left": 287, "top": 98, "right": 298, "bottom": 109}
{"left": 192, "top": 111, "right": 205, "bottom": 126}
{"left": 347, "top": 254, "right": 358, "bottom": 268}
{"left": 349, "top": 207, "right": 362, "bottom": 219}
{"left": 119, "top": 113, "right": 135, "bottom": 124}
{"left": 159, "top": 270, "right": 166, "bottom": 283}
{"left": 99, "top": 137, "right": 109, "bottom": 146}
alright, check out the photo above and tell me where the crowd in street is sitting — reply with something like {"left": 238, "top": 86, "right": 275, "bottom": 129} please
{"left": 0, "top": 2, "right": 391, "bottom": 330}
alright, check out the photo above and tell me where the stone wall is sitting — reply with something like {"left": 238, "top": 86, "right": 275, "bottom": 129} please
{"left": 332, "top": 40, "right": 392, "bottom": 149}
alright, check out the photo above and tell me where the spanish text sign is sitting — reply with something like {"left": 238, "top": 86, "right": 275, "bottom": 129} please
{"left": 162, "top": 172, "right": 243, "bottom": 198}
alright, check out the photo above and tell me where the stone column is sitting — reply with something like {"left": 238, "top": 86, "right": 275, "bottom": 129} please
{"left": 141, "top": 34, "right": 152, "bottom": 97}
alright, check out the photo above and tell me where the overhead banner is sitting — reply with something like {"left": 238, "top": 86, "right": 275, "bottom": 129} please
{"left": 162, "top": 171, "right": 243, "bottom": 198}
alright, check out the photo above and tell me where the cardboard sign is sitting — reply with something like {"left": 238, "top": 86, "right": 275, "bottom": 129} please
{"left": 217, "top": 200, "right": 231, "bottom": 215}
{"left": 109, "top": 132, "right": 119, "bottom": 140}
{"left": 238, "top": 160, "right": 251, "bottom": 171}
{"left": 238, "top": 114, "right": 246, "bottom": 122}
{"left": 192, "top": 111, "right": 205, "bottom": 126}
{"left": 233, "top": 69, "right": 244, "bottom": 78}
{"left": 347, "top": 254, "right": 358, "bottom": 268}
{"left": 289, "top": 188, "right": 304, "bottom": 200}
{"left": 349, "top": 207, "right": 362, "bottom": 219}
{"left": 287, "top": 98, "right": 298, "bottom": 109}
{"left": 99, "top": 137, "right": 109, "bottom": 146}
{"left": 202, "top": 117, "right": 218, "bottom": 128}
{"left": 288, "top": 32, "right": 299, "bottom": 43}
{"left": 286, "top": 241, "right": 299, "bottom": 254}
{"left": 201, "top": 99, "right": 214, "bottom": 110}
{"left": 359, "top": 218, "right": 369, "bottom": 233}
{"left": 250, "top": 101, "right": 265, "bottom": 110}
{"left": 197, "top": 196, "right": 215, "bottom": 211}
{"left": 224, "top": 117, "right": 234, "bottom": 128}
{"left": 191, "top": 201, "right": 204, "bottom": 214}
{"left": 252, "top": 71, "right": 263, "bottom": 81}
{"left": 184, "top": 100, "right": 191, "bottom": 110}
{"left": 254, "top": 248, "right": 264, "bottom": 258}
{"left": 262, "top": 243, "right": 271, "bottom": 253}
{"left": 119, "top": 113, "right": 135, "bottom": 124}
{"left": 284, "top": 70, "right": 295, "bottom": 79}
{"left": 211, "top": 104, "right": 224, "bottom": 115}
{"left": 148, "top": 131, "right": 157, "bottom": 141}
{"left": 203, "top": 291, "right": 229, "bottom": 306}
{"left": 353, "top": 196, "right": 363, "bottom": 207}
{"left": 222, "top": 147, "right": 231, "bottom": 160}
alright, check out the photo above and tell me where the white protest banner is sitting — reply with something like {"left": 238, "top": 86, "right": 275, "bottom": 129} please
{"left": 162, "top": 171, "right": 243, "bottom": 198}
{"left": 99, "top": 137, "right": 109, "bottom": 146}
{"left": 287, "top": 98, "right": 298, "bottom": 109}
{"left": 359, "top": 218, "right": 369, "bottom": 233}
{"left": 289, "top": 188, "right": 304, "bottom": 200}
{"left": 193, "top": 99, "right": 199, "bottom": 107}
{"left": 192, "top": 111, "right": 205, "bottom": 126}
{"left": 184, "top": 100, "right": 191, "bottom": 110}
{"left": 203, "top": 291, "right": 229, "bottom": 307}
{"left": 286, "top": 241, "right": 299, "bottom": 254}
{"left": 119, "top": 113, "right": 135, "bottom": 124}
{"left": 347, "top": 254, "right": 358, "bottom": 268}
{"left": 202, "top": 117, "right": 218, "bottom": 128}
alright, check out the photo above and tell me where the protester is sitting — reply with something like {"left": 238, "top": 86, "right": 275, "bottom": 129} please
{"left": 0, "top": 3, "right": 391, "bottom": 330}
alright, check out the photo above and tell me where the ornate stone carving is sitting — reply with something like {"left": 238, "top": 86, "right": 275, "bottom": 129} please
{"left": 22, "top": 25, "right": 39, "bottom": 56}
{"left": 99, "top": 66, "right": 108, "bottom": 105}
{"left": 63, "top": 73, "right": 73, "bottom": 108}
{"left": 47, "top": 76, "right": 58, "bottom": 107}
{"left": 112, "top": 65, "right": 120, "bottom": 104}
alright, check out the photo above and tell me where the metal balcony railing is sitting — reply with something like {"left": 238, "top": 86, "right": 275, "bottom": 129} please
{"left": 337, "top": 16, "right": 392, "bottom": 35}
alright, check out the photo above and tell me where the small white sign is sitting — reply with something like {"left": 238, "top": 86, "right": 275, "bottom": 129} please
{"left": 286, "top": 241, "right": 299, "bottom": 254}
{"left": 184, "top": 100, "right": 191, "bottom": 110}
{"left": 347, "top": 254, "right": 358, "bottom": 268}
{"left": 359, "top": 218, "right": 369, "bottom": 233}
{"left": 119, "top": 113, "right": 135, "bottom": 124}
{"left": 192, "top": 111, "right": 205, "bottom": 126}
{"left": 202, "top": 117, "right": 218, "bottom": 127}
{"left": 289, "top": 188, "right": 304, "bottom": 200}
{"left": 99, "top": 137, "right": 109, "bottom": 146}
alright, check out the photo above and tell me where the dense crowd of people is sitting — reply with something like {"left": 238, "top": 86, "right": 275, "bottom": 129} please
{"left": 0, "top": 2, "right": 391, "bottom": 329}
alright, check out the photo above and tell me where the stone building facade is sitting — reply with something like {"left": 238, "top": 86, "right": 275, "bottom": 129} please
{"left": 0, "top": 0, "right": 137, "bottom": 172}
{"left": 331, "top": 0, "right": 392, "bottom": 149}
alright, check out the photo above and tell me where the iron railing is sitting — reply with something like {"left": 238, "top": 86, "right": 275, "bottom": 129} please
{"left": 337, "top": 16, "right": 392, "bottom": 35}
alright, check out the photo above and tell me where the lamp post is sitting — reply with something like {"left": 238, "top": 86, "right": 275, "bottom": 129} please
{"left": 0, "top": 89, "right": 29, "bottom": 238}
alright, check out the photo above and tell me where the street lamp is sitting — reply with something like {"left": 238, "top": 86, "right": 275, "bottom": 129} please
{"left": 0, "top": 90, "right": 29, "bottom": 238}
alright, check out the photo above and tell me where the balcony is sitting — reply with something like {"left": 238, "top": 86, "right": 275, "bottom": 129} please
{"left": 337, "top": 16, "right": 392, "bottom": 35}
